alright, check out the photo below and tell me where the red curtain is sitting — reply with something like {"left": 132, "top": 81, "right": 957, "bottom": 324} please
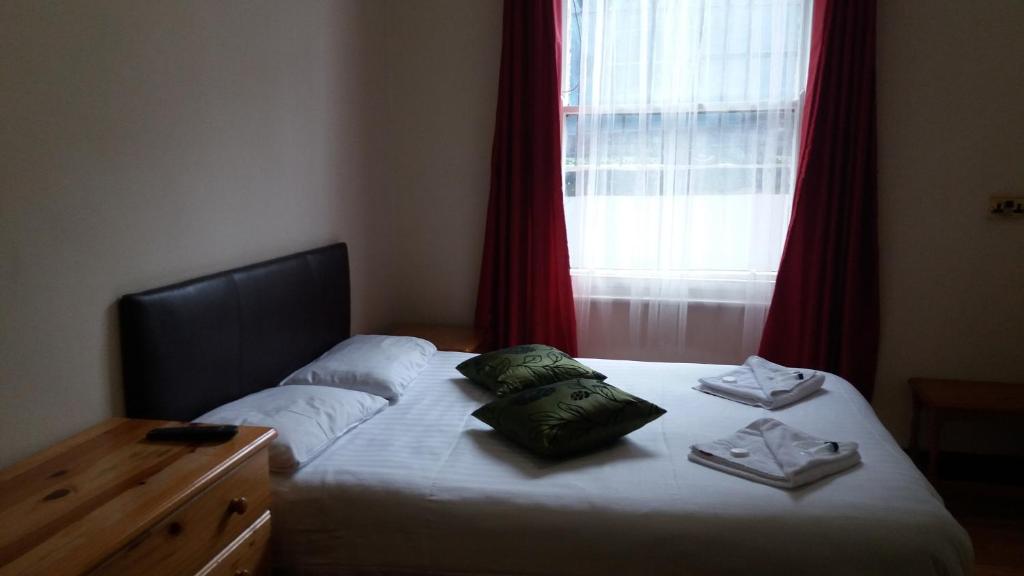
{"left": 474, "top": 0, "right": 578, "bottom": 355}
{"left": 759, "top": 0, "right": 879, "bottom": 398}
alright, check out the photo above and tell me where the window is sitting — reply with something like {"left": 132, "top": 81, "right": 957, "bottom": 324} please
{"left": 562, "top": 0, "right": 811, "bottom": 361}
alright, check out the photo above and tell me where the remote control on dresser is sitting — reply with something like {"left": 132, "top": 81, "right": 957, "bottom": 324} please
{"left": 145, "top": 424, "right": 239, "bottom": 443}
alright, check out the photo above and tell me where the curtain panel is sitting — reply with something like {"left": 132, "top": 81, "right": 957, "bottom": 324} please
{"left": 563, "top": 0, "right": 812, "bottom": 363}
{"left": 759, "top": 0, "right": 879, "bottom": 399}
{"left": 475, "top": 0, "right": 579, "bottom": 355}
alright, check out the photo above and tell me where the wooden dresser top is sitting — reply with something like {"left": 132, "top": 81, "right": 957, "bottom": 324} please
{"left": 0, "top": 418, "right": 275, "bottom": 576}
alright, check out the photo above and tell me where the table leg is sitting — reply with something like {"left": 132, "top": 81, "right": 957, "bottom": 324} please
{"left": 909, "top": 393, "right": 921, "bottom": 454}
{"left": 926, "top": 408, "right": 943, "bottom": 482}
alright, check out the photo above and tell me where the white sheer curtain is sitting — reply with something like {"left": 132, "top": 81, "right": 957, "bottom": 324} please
{"left": 562, "top": 0, "right": 811, "bottom": 363}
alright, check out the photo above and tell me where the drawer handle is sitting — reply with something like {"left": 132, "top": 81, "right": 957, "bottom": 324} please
{"left": 228, "top": 496, "right": 249, "bottom": 515}
{"left": 234, "top": 570, "right": 251, "bottom": 576}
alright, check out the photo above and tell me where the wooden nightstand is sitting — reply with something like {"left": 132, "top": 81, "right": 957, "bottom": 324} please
{"left": 390, "top": 323, "right": 482, "bottom": 353}
{"left": 909, "top": 378, "right": 1024, "bottom": 481}
{"left": 0, "top": 418, "right": 276, "bottom": 576}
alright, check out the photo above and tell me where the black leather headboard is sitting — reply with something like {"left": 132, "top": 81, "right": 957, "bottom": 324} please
{"left": 119, "top": 243, "right": 350, "bottom": 421}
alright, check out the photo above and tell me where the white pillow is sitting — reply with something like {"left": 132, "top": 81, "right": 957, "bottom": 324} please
{"left": 195, "top": 385, "right": 387, "bottom": 472}
{"left": 279, "top": 334, "right": 437, "bottom": 403}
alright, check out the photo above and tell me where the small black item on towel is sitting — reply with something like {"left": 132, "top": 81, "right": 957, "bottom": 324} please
{"left": 826, "top": 441, "right": 839, "bottom": 452}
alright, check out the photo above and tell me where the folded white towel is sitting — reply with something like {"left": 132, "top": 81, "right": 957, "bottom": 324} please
{"left": 694, "top": 356, "right": 824, "bottom": 409}
{"left": 688, "top": 418, "right": 860, "bottom": 489}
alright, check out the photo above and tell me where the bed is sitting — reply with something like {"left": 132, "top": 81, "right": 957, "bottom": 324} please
{"left": 120, "top": 243, "right": 972, "bottom": 576}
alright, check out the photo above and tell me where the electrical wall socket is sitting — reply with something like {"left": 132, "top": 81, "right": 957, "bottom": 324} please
{"left": 989, "top": 196, "right": 1024, "bottom": 218}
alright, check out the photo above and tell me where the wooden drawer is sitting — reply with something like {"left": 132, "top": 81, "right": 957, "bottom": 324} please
{"left": 196, "top": 510, "right": 271, "bottom": 576}
{"left": 90, "top": 448, "right": 270, "bottom": 576}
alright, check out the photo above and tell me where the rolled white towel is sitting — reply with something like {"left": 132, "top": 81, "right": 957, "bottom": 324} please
{"left": 688, "top": 418, "right": 860, "bottom": 489}
{"left": 695, "top": 356, "right": 824, "bottom": 409}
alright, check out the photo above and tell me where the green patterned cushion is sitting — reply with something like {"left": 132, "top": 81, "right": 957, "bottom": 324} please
{"left": 471, "top": 378, "right": 666, "bottom": 458}
{"left": 456, "top": 344, "right": 607, "bottom": 397}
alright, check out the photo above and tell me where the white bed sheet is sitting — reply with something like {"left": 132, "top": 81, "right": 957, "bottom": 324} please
{"left": 271, "top": 352, "right": 972, "bottom": 576}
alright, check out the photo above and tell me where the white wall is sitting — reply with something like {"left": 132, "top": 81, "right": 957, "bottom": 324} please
{"left": 874, "top": 0, "right": 1024, "bottom": 449}
{"left": 379, "top": 0, "right": 503, "bottom": 326}
{"left": 0, "top": 0, "right": 394, "bottom": 467}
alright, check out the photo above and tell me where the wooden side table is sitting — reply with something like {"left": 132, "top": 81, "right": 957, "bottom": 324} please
{"left": 909, "top": 378, "right": 1024, "bottom": 481}
{"left": 390, "top": 323, "right": 482, "bottom": 353}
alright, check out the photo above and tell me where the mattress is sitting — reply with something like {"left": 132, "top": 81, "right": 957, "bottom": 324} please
{"left": 271, "top": 352, "right": 972, "bottom": 576}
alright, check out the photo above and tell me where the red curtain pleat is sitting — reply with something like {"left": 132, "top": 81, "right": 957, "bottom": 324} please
{"left": 474, "top": 0, "right": 578, "bottom": 355}
{"left": 759, "top": 0, "right": 879, "bottom": 398}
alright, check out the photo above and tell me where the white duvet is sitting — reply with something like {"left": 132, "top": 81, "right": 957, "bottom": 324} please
{"left": 271, "top": 352, "right": 972, "bottom": 576}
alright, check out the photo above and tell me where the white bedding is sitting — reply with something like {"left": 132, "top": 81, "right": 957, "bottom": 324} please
{"left": 271, "top": 352, "right": 972, "bottom": 576}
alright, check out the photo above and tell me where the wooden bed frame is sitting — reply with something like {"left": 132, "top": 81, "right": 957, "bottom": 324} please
{"left": 118, "top": 243, "right": 351, "bottom": 421}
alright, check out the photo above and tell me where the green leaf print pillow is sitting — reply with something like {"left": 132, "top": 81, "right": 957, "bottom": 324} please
{"left": 471, "top": 378, "right": 666, "bottom": 458}
{"left": 456, "top": 344, "right": 606, "bottom": 396}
